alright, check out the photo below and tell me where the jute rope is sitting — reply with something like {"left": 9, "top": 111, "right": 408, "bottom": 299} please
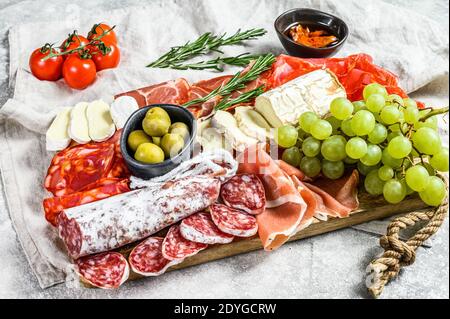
{"left": 366, "top": 196, "right": 448, "bottom": 298}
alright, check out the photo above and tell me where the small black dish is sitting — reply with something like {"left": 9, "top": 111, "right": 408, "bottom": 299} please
{"left": 120, "top": 104, "right": 197, "bottom": 180}
{"left": 274, "top": 8, "right": 348, "bottom": 58}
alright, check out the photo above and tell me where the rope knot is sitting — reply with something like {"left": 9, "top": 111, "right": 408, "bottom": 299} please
{"left": 379, "top": 235, "right": 416, "bottom": 266}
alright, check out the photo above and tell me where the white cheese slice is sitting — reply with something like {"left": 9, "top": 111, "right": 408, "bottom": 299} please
{"left": 86, "top": 100, "right": 116, "bottom": 142}
{"left": 46, "top": 107, "right": 72, "bottom": 151}
{"left": 68, "top": 102, "right": 91, "bottom": 144}
{"left": 211, "top": 110, "right": 258, "bottom": 152}
{"left": 110, "top": 96, "right": 139, "bottom": 129}
{"left": 234, "top": 106, "right": 273, "bottom": 142}
{"left": 255, "top": 69, "right": 346, "bottom": 127}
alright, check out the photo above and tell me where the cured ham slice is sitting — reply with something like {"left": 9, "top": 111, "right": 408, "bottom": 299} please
{"left": 129, "top": 237, "right": 183, "bottom": 276}
{"left": 115, "top": 78, "right": 191, "bottom": 107}
{"left": 162, "top": 225, "right": 208, "bottom": 260}
{"left": 180, "top": 212, "right": 234, "bottom": 244}
{"left": 237, "top": 144, "right": 307, "bottom": 250}
{"left": 75, "top": 252, "right": 129, "bottom": 289}
{"left": 209, "top": 204, "right": 258, "bottom": 238}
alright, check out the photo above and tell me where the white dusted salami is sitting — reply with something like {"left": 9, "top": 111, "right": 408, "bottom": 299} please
{"left": 209, "top": 204, "right": 258, "bottom": 237}
{"left": 221, "top": 174, "right": 266, "bottom": 214}
{"left": 57, "top": 176, "right": 220, "bottom": 259}
{"left": 75, "top": 252, "right": 129, "bottom": 289}
{"left": 162, "top": 224, "right": 208, "bottom": 260}
{"left": 129, "top": 237, "right": 183, "bottom": 276}
{"left": 180, "top": 211, "right": 234, "bottom": 244}
{"left": 130, "top": 149, "right": 237, "bottom": 189}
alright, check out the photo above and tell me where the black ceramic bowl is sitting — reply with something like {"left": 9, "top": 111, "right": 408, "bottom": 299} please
{"left": 120, "top": 104, "right": 197, "bottom": 180}
{"left": 275, "top": 8, "right": 348, "bottom": 58}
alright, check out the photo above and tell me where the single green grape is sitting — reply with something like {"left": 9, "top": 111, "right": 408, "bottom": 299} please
{"left": 302, "top": 136, "right": 321, "bottom": 157}
{"left": 276, "top": 125, "right": 298, "bottom": 148}
{"left": 364, "top": 170, "right": 385, "bottom": 195}
{"left": 412, "top": 127, "right": 441, "bottom": 155}
{"left": 341, "top": 118, "right": 356, "bottom": 137}
{"left": 344, "top": 156, "right": 359, "bottom": 164}
{"left": 357, "top": 162, "right": 380, "bottom": 176}
{"left": 387, "top": 136, "right": 412, "bottom": 159}
{"left": 360, "top": 144, "right": 382, "bottom": 166}
{"left": 352, "top": 100, "right": 367, "bottom": 112}
{"left": 366, "top": 94, "right": 386, "bottom": 113}
{"left": 299, "top": 112, "right": 318, "bottom": 133}
{"left": 345, "top": 137, "right": 368, "bottom": 159}
{"left": 383, "top": 179, "right": 407, "bottom": 204}
{"left": 419, "top": 176, "right": 446, "bottom": 206}
{"left": 325, "top": 116, "right": 342, "bottom": 135}
{"left": 405, "top": 165, "right": 430, "bottom": 192}
{"left": 368, "top": 123, "right": 388, "bottom": 144}
{"left": 400, "top": 178, "right": 415, "bottom": 196}
{"left": 351, "top": 110, "right": 376, "bottom": 136}
{"left": 415, "top": 116, "right": 438, "bottom": 131}
{"left": 300, "top": 156, "right": 321, "bottom": 178}
{"left": 430, "top": 148, "right": 449, "bottom": 172}
{"left": 363, "top": 83, "right": 388, "bottom": 100}
{"left": 330, "top": 97, "right": 354, "bottom": 120}
{"left": 282, "top": 147, "right": 302, "bottom": 167}
{"left": 297, "top": 127, "right": 309, "bottom": 141}
{"left": 386, "top": 94, "right": 404, "bottom": 106}
{"left": 403, "top": 106, "right": 419, "bottom": 124}
{"left": 403, "top": 98, "right": 417, "bottom": 108}
{"left": 310, "top": 119, "right": 332, "bottom": 140}
{"left": 322, "top": 160, "right": 345, "bottom": 180}
{"left": 381, "top": 148, "right": 403, "bottom": 168}
{"left": 380, "top": 105, "right": 401, "bottom": 125}
{"left": 321, "top": 135, "right": 347, "bottom": 162}
{"left": 387, "top": 131, "right": 403, "bottom": 142}
{"left": 378, "top": 165, "right": 394, "bottom": 181}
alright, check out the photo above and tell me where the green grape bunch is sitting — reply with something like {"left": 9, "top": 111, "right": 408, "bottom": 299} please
{"left": 275, "top": 82, "right": 449, "bottom": 207}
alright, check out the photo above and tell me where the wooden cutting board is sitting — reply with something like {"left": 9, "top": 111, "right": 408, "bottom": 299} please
{"left": 109, "top": 193, "right": 431, "bottom": 283}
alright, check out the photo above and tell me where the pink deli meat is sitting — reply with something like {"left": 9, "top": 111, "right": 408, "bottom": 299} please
{"left": 75, "top": 252, "right": 129, "bottom": 289}
{"left": 209, "top": 203, "right": 258, "bottom": 237}
{"left": 180, "top": 211, "right": 234, "bottom": 244}
{"left": 129, "top": 237, "right": 183, "bottom": 276}
{"left": 57, "top": 176, "right": 220, "bottom": 259}
{"left": 162, "top": 224, "right": 208, "bottom": 260}
{"left": 220, "top": 174, "right": 266, "bottom": 214}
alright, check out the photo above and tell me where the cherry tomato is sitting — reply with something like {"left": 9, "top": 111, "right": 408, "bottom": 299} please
{"left": 88, "top": 23, "right": 117, "bottom": 45}
{"left": 60, "top": 34, "right": 89, "bottom": 54}
{"left": 29, "top": 46, "right": 64, "bottom": 81}
{"left": 90, "top": 43, "right": 121, "bottom": 71}
{"left": 62, "top": 54, "right": 97, "bottom": 90}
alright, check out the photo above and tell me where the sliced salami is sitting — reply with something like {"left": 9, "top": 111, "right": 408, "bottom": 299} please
{"left": 209, "top": 203, "right": 258, "bottom": 237}
{"left": 180, "top": 211, "right": 234, "bottom": 244}
{"left": 162, "top": 225, "right": 208, "bottom": 260}
{"left": 57, "top": 176, "right": 220, "bottom": 259}
{"left": 75, "top": 252, "right": 129, "bottom": 289}
{"left": 129, "top": 237, "right": 183, "bottom": 276}
{"left": 221, "top": 174, "right": 266, "bottom": 214}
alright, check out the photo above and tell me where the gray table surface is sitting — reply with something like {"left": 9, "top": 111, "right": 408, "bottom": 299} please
{"left": 0, "top": 0, "right": 448, "bottom": 299}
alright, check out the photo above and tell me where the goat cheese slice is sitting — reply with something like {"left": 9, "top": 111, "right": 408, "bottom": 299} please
{"left": 86, "top": 100, "right": 116, "bottom": 142}
{"left": 234, "top": 106, "right": 273, "bottom": 141}
{"left": 68, "top": 102, "right": 91, "bottom": 144}
{"left": 110, "top": 96, "right": 139, "bottom": 129}
{"left": 46, "top": 107, "right": 72, "bottom": 151}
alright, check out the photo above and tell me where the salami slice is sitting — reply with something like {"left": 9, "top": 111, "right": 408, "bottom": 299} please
{"left": 209, "top": 203, "right": 258, "bottom": 237}
{"left": 75, "top": 252, "right": 129, "bottom": 289}
{"left": 57, "top": 176, "right": 220, "bottom": 259}
{"left": 180, "top": 211, "right": 234, "bottom": 244}
{"left": 220, "top": 174, "right": 266, "bottom": 215}
{"left": 129, "top": 237, "right": 183, "bottom": 276}
{"left": 162, "top": 225, "right": 208, "bottom": 260}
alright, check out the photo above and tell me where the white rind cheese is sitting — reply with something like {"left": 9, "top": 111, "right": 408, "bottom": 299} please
{"left": 68, "top": 102, "right": 91, "bottom": 144}
{"left": 255, "top": 69, "right": 346, "bottom": 127}
{"left": 234, "top": 106, "right": 273, "bottom": 141}
{"left": 46, "top": 107, "right": 72, "bottom": 151}
{"left": 211, "top": 110, "right": 258, "bottom": 152}
{"left": 110, "top": 96, "right": 139, "bottom": 129}
{"left": 86, "top": 100, "right": 116, "bottom": 142}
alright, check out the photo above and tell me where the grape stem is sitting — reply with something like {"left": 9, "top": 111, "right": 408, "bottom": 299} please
{"left": 419, "top": 106, "right": 449, "bottom": 122}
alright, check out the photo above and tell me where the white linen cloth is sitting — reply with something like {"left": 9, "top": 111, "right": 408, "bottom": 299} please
{"left": 0, "top": 0, "right": 448, "bottom": 288}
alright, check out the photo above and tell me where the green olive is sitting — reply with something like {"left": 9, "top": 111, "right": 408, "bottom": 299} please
{"left": 134, "top": 143, "right": 165, "bottom": 164}
{"left": 152, "top": 136, "right": 161, "bottom": 146}
{"left": 142, "top": 115, "right": 171, "bottom": 137}
{"left": 161, "top": 133, "right": 185, "bottom": 158}
{"left": 169, "top": 122, "right": 190, "bottom": 141}
{"left": 127, "top": 130, "right": 152, "bottom": 152}
{"left": 145, "top": 107, "right": 170, "bottom": 122}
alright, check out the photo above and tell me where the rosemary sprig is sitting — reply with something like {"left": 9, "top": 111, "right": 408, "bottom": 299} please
{"left": 215, "top": 85, "right": 265, "bottom": 111}
{"left": 169, "top": 53, "right": 262, "bottom": 71}
{"left": 147, "top": 28, "right": 267, "bottom": 68}
{"left": 182, "top": 53, "right": 275, "bottom": 108}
